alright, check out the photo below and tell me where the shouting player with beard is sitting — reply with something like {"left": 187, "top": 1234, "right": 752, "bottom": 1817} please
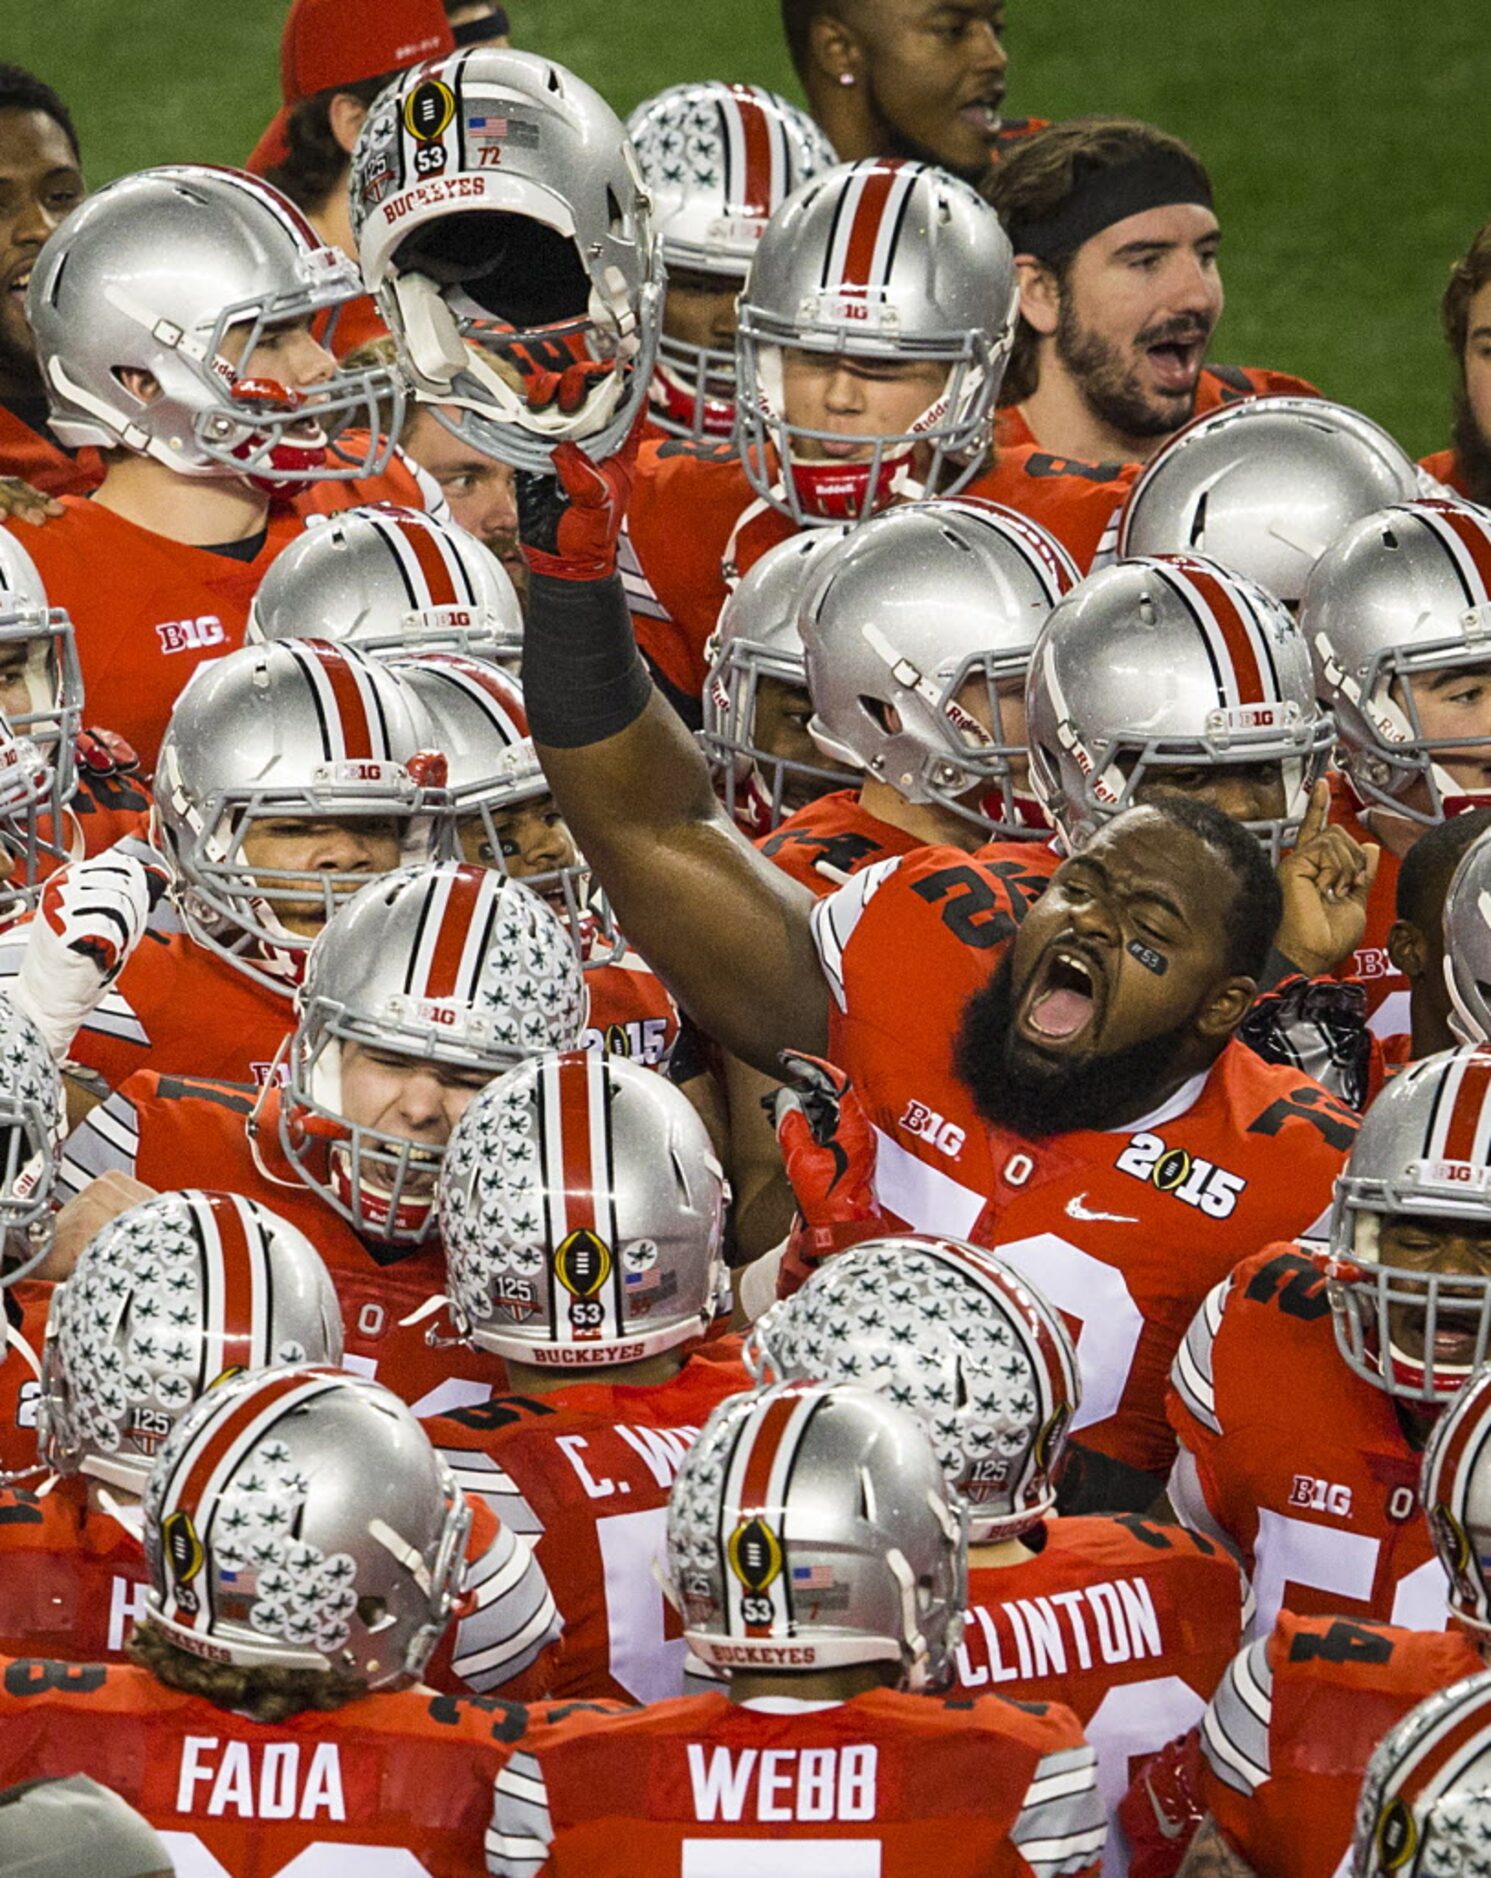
{"left": 510, "top": 436, "right": 1358, "bottom": 1507}
{"left": 986, "top": 119, "right": 1319, "bottom": 466}
{"left": 1423, "top": 220, "right": 1491, "bottom": 502}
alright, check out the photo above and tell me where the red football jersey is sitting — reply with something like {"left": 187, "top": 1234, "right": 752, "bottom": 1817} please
{"left": 994, "top": 365, "right": 1322, "bottom": 454}
{"left": 622, "top": 440, "right": 1132, "bottom": 702}
{"left": 758, "top": 790, "right": 929, "bottom": 898}
{"left": 0, "top": 1478, "right": 146, "bottom": 1664}
{"left": 56, "top": 1072, "right": 511, "bottom": 1419}
{"left": 489, "top": 1685, "right": 1105, "bottom": 1877}
{"left": 427, "top": 1343, "right": 752, "bottom": 1704}
{"left": 0, "top": 1281, "right": 47, "bottom": 1473}
{"left": 956, "top": 1514, "right": 1245, "bottom": 1857}
{"left": 0, "top": 1657, "right": 617, "bottom": 1878}
{"left": 579, "top": 945, "right": 681, "bottom": 1069}
{"left": 1167, "top": 1242, "right": 1449, "bottom": 1635}
{"left": 1420, "top": 447, "right": 1471, "bottom": 497}
{"left": 810, "top": 848, "right": 1357, "bottom": 1483}
{"left": 0, "top": 401, "right": 101, "bottom": 498}
{"left": 1198, "top": 1613, "right": 1481, "bottom": 1878}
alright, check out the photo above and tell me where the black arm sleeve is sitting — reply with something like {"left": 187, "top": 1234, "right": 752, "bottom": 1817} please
{"left": 521, "top": 571, "right": 655, "bottom": 750}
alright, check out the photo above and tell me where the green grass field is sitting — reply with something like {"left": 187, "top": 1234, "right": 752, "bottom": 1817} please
{"left": 7, "top": 0, "right": 1484, "bottom": 454}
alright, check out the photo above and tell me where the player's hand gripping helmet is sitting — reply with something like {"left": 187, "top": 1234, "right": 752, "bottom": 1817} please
{"left": 1422, "top": 1366, "right": 1491, "bottom": 1639}
{"left": 270, "top": 862, "right": 587, "bottom": 1244}
{"left": 0, "top": 993, "right": 65, "bottom": 1290}
{"left": 1317, "top": 1043, "right": 1491, "bottom": 1404}
{"left": 351, "top": 50, "right": 661, "bottom": 473}
{"left": 439, "top": 1048, "right": 726, "bottom": 1366}
{"left": 801, "top": 498, "right": 1078, "bottom": 840}
{"left": 389, "top": 650, "right": 618, "bottom": 964}
{"left": 1116, "top": 396, "right": 1421, "bottom": 607}
{"left": 154, "top": 639, "right": 449, "bottom": 995}
{"left": 749, "top": 1235, "right": 1080, "bottom": 1544}
{"left": 736, "top": 158, "right": 1016, "bottom": 524}
{"left": 700, "top": 525, "right": 857, "bottom": 837}
{"left": 1305, "top": 499, "right": 1491, "bottom": 827}
{"left": 247, "top": 505, "right": 523, "bottom": 667}
{"left": 34, "top": 1189, "right": 342, "bottom": 1495}
{"left": 1348, "top": 1670, "right": 1491, "bottom": 1877}
{"left": 1027, "top": 552, "right": 1333, "bottom": 860}
{"left": 28, "top": 165, "right": 400, "bottom": 490}
{"left": 143, "top": 1367, "right": 471, "bottom": 1687}
{"left": 626, "top": 82, "right": 836, "bottom": 440}
{"left": 666, "top": 1380, "right": 967, "bottom": 1691}
{"left": 0, "top": 533, "right": 82, "bottom": 895}
{"left": 1444, "top": 828, "right": 1491, "bottom": 1044}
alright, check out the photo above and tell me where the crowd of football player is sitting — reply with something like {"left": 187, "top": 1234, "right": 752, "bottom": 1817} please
{"left": 3, "top": 0, "right": 1491, "bottom": 1872}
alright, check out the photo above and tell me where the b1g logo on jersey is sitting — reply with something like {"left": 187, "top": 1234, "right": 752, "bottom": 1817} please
{"left": 1352, "top": 946, "right": 1393, "bottom": 983}
{"left": 157, "top": 614, "right": 226, "bottom": 656}
{"left": 1115, "top": 1132, "right": 1247, "bottom": 1219}
{"left": 899, "top": 1100, "right": 966, "bottom": 1159}
{"left": 1289, "top": 1473, "right": 1353, "bottom": 1517}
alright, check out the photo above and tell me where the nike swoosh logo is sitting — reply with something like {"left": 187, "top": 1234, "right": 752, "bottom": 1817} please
{"left": 1066, "top": 1193, "right": 1140, "bottom": 1225}
{"left": 1144, "top": 1771, "right": 1184, "bottom": 1840}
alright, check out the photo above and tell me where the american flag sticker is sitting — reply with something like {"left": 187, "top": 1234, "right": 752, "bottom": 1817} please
{"left": 467, "top": 115, "right": 541, "bottom": 147}
{"left": 791, "top": 1564, "right": 834, "bottom": 1590}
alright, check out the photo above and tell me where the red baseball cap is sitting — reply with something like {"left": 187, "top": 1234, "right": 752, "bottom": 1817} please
{"left": 245, "top": 0, "right": 456, "bottom": 177}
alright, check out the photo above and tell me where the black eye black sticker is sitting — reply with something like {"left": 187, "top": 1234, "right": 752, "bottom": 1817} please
{"left": 1128, "top": 939, "right": 1167, "bottom": 975}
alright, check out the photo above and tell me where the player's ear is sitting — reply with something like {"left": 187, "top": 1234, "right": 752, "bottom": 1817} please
{"left": 1387, "top": 917, "right": 1429, "bottom": 982}
{"left": 1014, "top": 255, "right": 1061, "bottom": 339}
{"left": 328, "top": 91, "right": 371, "bottom": 155}
{"left": 1194, "top": 975, "right": 1257, "bottom": 1041}
{"left": 807, "top": 10, "right": 866, "bottom": 89}
{"left": 116, "top": 366, "right": 163, "bottom": 406}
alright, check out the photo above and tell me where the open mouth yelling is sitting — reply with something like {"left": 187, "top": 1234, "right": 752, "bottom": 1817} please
{"left": 1141, "top": 332, "right": 1208, "bottom": 396}
{"left": 957, "top": 92, "right": 1006, "bottom": 139}
{"left": 1017, "top": 943, "right": 1104, "bottom": 1048}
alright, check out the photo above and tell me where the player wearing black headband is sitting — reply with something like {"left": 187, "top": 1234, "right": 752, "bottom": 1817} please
{"left": 987, "top": 117, "right": 1318, "bottom": 465}
{"left": 443, "top": 1, "right": 510, "bottom": 46}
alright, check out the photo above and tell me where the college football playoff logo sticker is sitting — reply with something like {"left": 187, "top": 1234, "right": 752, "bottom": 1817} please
{"left": 727, "top": 1513, "right": 784, "bottom": 1627}
{"left": 554, "top": 1227, "right": 613, "bottom": 1337}
{"left": 163, "top": 1509, "right": 206, "bottom": 1616}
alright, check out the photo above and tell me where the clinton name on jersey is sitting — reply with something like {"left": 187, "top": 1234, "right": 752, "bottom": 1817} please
{"left": 812, "top": 849, "right": 1358, "bottom": 1485}
{"left": 0, "top": 1659, "right": 620, "bottom": 1878}
{"left": 622, "top": 438, "right": 1132, "bottom": 704}
{"left": 1197, "top": 1613, "right": 1482, "bottom": 1878}
{"left": 957, "top": 1514, "right": 1245, "bottom": 1874}
{"left": 488, "top": 1686, "right": 1105, "bottom": 1878}
{"left": 427, "top": 1343, "right": 752, "bottom": 1704}
{"left": 1168, "top": 1243, "right": 1449, "bottom": 1636}
{"left": 57, "top": 1073, "right": 510, "bottom": 1419}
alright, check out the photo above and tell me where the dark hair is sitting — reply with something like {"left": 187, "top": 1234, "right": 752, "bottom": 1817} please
{"left": 780, "top": 0, "right": 866, "bottom": 80}
{"left": 1397, "top": 806, "right": 1491, "bottom": 927}
{"left": 128, "top": 1619, "right": 368, "bottom": 1726}
{"left": 263, "top": 71, "right": 393, "bottom": 216}
{"left": 982, "top": 117, "right": 1209, "bottom": 406}
{"left": 1443, "top": 223, "right": 1491, "bottom": 362}
{"left": 0, "top": 64, "right": 80, "bottom": 163}
{"left": 1144, "top": 794, "right": 1283, "bottom": 979}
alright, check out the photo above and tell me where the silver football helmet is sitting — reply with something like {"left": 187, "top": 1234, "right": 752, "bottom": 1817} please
{"left": 1116, "top": 396, "right": 1420, "bottom": 606}
{"left": 749, "top": 1236, "right": 1080, "bottom": 1543}
{"left": 1027, "top": 552, "right": 1334, "bottom": 860}
{"left": 1317, "top": 1044, "right": 1491, "bottom": 1404}
{"left": 736, "top": 159, "right": 1016, "bottom": 523}
{"left": 1444, "top": 829, "right": 1491, "bottom": 1045}
{"left": 271, "top": 863, "right": 588, "bottom": 1246}
{"left": 388, "top": 651, "right": 616, "bottom": 964}
{"left": 247, "top": 505, "right": 523, "bottom": 666}
{"left": 1349, "top": 1671, "right": 1491, "bottom": 1877}
{"left": 0, "top": 532, "right": 82, "bottom": 874}
{"left": 35, "top": 1189, "right": 342, "bottom": 1495}
{"left": 143, "top": 1367, "right": 471, "bottom": 1687}
{"left": 1422, "top": 1366, "right": 1491, "bottom": 1639}
{"left": 439, "top": 1048, "right": 726, "bottom": 1366}
{"left": 801, "top": 498, "right": 1078, "bottom": 839}
{"left": 1305, "top": 499, "right": 1491, "bottom": 826}
{"left": 28, "top": 166, "right": 399, "bottom": 488}
{"left": 700, "top": 526, "right": 857, "bottom": 837}
{"left": 0, "top": 993, "right": 65, "bottom": 1290}
{"left": 626, "top": 82, "right": 836, "bottom": 440}
{"left": 666, "top": 1380, "right": 967, "bottom": 1690}
{"left": 352, "top": 50, "right": 661, "bottom": 473}
{"left": 153, "top": 639, "right": 448, "bottom": 995}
